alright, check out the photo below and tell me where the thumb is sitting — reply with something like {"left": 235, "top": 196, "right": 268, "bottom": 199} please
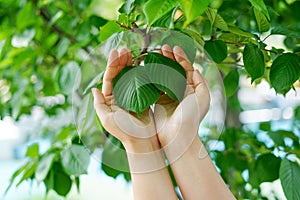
{"left": 92, "top": 88, "right": 111, "bottom": 121}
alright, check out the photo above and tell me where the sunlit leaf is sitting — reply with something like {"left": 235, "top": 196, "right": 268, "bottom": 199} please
{"left": 248, "top": 0, "right": 270, "bottom": 20}
{"left": 113, "top": 66, "right": 160, "bottom": 115}
{"left": 253, "top": 7, "right": 270, "bottom": 33}
{"left": 144, "top": 0, "right": 179, "bottom": 26}
{"left": 144, "top": 52, "right": 186, "bottom": 101}
{"left": 179, "top": 0, "right": 212, "bottom": 25}
{"left": 100, "top": 21, "right": 123, "bottom": 42}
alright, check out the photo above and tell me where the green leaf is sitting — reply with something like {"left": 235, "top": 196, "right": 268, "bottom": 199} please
{"left": 16, "top": 3, "right": 35, "bottom": 31}
{"left": 100, "top": 21, "right": 123, "bottom": 42}
{"left": 218, "top": 33, "right": 253, "bottom": 44}
{"left": 228, "top": 26, "right": 255, "bottom": 38}
{"left": 60, "top": 144, "right": 90, "bottom": 176}
{"left": 56, "top": 125, "right": 74, "bottom": 141}
{"left": 223, "top": 69, "right": 239, "bottom": 98}
{"left": 16, "top": 160, "right": 38, "bottom": 186}
{"left": 56, "top": 38, "right": 70, "bottom": 59}
{"left": 214, "top": 14, "right": 229, "bottom": 31}
{"left": 4, "top": 162, "right": 31, "bottom": 195}
{"left": 182, "top": 28, "right": 205, "bottom": 46}
{"left": 104, "top": 32, "right": 124, "bottom": 57}
{"left": 259, "top": 122, "right": 271, "bottom": 131}
{"left": 243, "top": 43, "right": 265, "bottom": 82}
{"left": 153, "top": 7, "right": 177, "bottom": 28}
{"left": 204, "top": 40, "right": 227, "bottom": 63}
{"left": 162, "top": 30, "right": 196, "bottom": 63}
{"left": 58, "top": 61, "right": 82, "bottom": 95}
{"left": 113, "top": 66, "right": 160, "bottom": 115}
{"left": 280, "top": 159, "right": 300, "bottom": 200}
{"left": 205, "top": 8, "right": 228, "bottom": 31}
{"left": 144, "top": 52, "right": 186, "bottom": 101}
{"left": 144, "top": 0, "right": 179, "bottom": 26}
{"left": 248, "top": 0, "right": 270, "bottom": 20}
{"left": 179, "top": 0, "right": 212, "bottom": 25}
{"left": 25, "top": 143, "right": 39, "bottom": 158}
{"left": 119, "top": 0, "right": 135, "bottom": 14}
{"left": 75, "top": 176, "right": 80, "bottom": 193}
{"left": 269, "top": 53, "right": 300, "bottom": 93}
{"left": 83, "top": 72, "right": 105, "bottom": 95}
{"left": 253, "top": 7, "right": 270, "bottom": 33}
{"left": 268, "top": 132, "right": 285, "bottom": 147}
{"left": 271, "top": 26, "right": 300, "bottom": 38}
{"left": 35, "top": 154, "right": 56, "bottom": 182}
{"left": 52, "top": 163, "right": 72, "bottom": 197}
{"left": 252, "top": 153, "right": 281, "bottom": 185}
{"left": 101, "top": 137, "right": 130, "bottom": 178}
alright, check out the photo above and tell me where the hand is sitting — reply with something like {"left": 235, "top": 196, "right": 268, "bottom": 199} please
{"left": 154, "top": 45, "right": 210, "bottom": 153}
{"left": 92, "top": 48, "right": 158, "bottom": 153}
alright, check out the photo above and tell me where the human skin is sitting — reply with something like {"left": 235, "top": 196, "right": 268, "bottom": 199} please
{"left": 92, "top": 46, "right": 236, "bottom": 200}
{"left": 155, "top": 44, "right": 236, "bottom": 200}
{"left": 92, "top": 48, "right": 178, "bottom": 200}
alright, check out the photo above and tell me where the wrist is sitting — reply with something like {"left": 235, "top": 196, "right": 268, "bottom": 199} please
{"left": 159, "top": 127, "right": 203, "bottom": 163}
{"left": 123, "top": 135, "right": 167, "bottom": 173}
{"left": 122, "top": 135, "right": 161, "bottom": 153}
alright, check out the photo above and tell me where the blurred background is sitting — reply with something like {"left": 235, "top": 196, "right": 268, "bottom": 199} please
{"left": 1, "top": 0, "right": 300, "bottom": 199}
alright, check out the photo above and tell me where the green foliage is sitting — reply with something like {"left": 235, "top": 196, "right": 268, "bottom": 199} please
{"left": 280, "top": 159, "right": 300, "bottom": 200}
{"left": 60, "top": 145, "right": 90, "bottom": 176}
{"left": 270, "top": 53, "right": 300, "bottom": 93}
{"left": 144, "top": 0, "right": 179, "bottom": 26}
{"left": 145, "top": 52, "right": 186, "bottom": 101}
{"left": 223, "top": 69, "right": 239, "bottom": 97}
{"left": 113, "top": 66, "right": 160, "bottom": 116}
{"left": 1, "top": 0, "right": 300, "bottom": 199}
{"left": 204, "top": 40, "right": 227, "bottom": 63}
{"left": 113, "top": 52, "right": 186, "bottom": 115}
{"left": 243, "top": 43, "right": 265, "bottom": 82}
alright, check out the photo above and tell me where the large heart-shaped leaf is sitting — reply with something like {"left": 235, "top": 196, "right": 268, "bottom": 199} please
{"left": 270, "top": 53, "right": 300, "bottom": 93}
{"left": 162, "top": 31, "right": 196, "bottom": 63}
{"left": 144, "top": 52, "right": 186, "bottom": 101}
{"left": 113, "top": 66, "right": 160, "bottom": 115}
{"left": 60, "top": 144, "right": 90, "bottom": 176}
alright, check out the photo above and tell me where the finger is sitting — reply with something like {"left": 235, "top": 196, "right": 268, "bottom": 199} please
{"left": 193, "top": 70, "right": 210, "bottom": 102}
{"left": 103, "top": 50, "right": 119, "bottom": 96}
{"left": 162, "top": 44, "right": 175, "bottom": 60}
{"left": 156, "top": 49, "right": 163, "bottom": 54}
{"left": 92, "top": 88, "right": 111, "bottom": 119}
{"left": 119, "top": 48, "right": 128, "bottom": 69}
{"left": 173, "top": 46, "right": 194, "bottom": 84}
{"left": 127, "top": 49, "right": 133, "bottom": 66}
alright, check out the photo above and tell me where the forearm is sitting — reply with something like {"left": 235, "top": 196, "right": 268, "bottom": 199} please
{"left": 161, "top": 129, "right": 235, "bottom": 200}
{"left": 123, "top": 137, "right": 178, "bottom": 200}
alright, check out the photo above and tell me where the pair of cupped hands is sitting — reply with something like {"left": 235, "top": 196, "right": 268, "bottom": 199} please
{"left": 92, "top": 44, "right": 210, "bottom": 153}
